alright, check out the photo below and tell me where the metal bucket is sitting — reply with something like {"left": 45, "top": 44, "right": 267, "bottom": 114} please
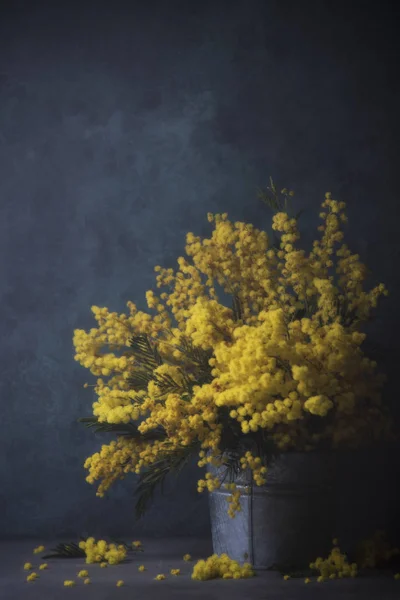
{"left": 207, "top": 452, "right": 335, "bottom": 570}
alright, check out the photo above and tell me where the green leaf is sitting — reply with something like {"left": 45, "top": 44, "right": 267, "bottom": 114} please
{"left": 220, "top": 449, "right": 243, "bottom": 484}
{"left": 41, "top": 538, "right": 135, "bottom": 560}
{"left": 77, "top": 417, "right": 138, "bottom": 436}
{"left": 269, "top": 176, "right": 277, "bottom": 194}
{"left": 42, "top": 542, "right": 85, "bottom": 560}
{"left": 128, "top": 334, "right": 163, "bottom": 370}
{"left": 177, "top": 367, "right": 195, "bottom": 394}
{"left": 257, "top": 187, "right": 280, "bottom": 211}
{"left": 174, "top": 335, "right": 213, "bottom": 372}
{"left": 77, "top": 417, "right": 167, "bottom": 442}
{"left": 127, "top": 369, "right": 154, "bottom": 392}
{"left": 134, "top": 443, "right": 199, "bottom": 519}
{"left": 152, "top": 372, "right": 187, "bottom": 398}
{"left": 231, "top": 294, "right": 243, "bottom": 322}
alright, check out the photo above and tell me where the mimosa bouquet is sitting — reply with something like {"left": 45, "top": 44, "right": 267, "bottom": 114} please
{"left": 73, "top": 179, "right": 392, "bottom": 519}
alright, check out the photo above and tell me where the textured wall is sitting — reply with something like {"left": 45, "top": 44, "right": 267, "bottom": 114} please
{"left": 0, "top": 0, "right": 399, "bottom": 539}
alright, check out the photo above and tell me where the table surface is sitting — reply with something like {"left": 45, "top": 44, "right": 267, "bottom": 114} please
{"left": 0, "top": 537, "right": 399, "bottom": 600}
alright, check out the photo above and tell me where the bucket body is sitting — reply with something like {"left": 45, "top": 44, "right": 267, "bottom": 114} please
{"left": 207, "top": 452, "right": 335, "bottom": 570}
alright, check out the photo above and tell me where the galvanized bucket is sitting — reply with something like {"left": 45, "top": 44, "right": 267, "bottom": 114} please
{"left": 207, "top": 452, "right": 335, "bottom": 570}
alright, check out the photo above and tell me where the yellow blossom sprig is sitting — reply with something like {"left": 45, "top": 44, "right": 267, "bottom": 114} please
{"left": 33, "top": 545, "right": 45, "bottom": 554}
{"left": 310, "top": 540, "right": 357, "bottom": 578}
{"left": 78, "top": 538, "right": 127, "bottom": 565}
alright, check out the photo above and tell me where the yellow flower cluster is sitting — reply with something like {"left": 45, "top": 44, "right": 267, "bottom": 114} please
{"left": 26, "top": 572, "right": 38, "bottom": 582}
{"left": 356, "top": 530, "right": 400, "bottom": 568}
{"left": 197, "top": 472, "right": 222, "bottom": 493}
{"left": 23, "top": 562, "right": 33, "bottom": 571}
{"left": 223, "top": 482, "right": 242, "bottom": 518}
{"left": 310, "top": 540, "right": 357, "bottom": 579}
{"left": 138, "top": 565, "right": 146, "bottom": 571}
{"left": 78, "top": 538, "right": 127, "bottom": 565}
{"left": 64, "top": 580, "right": 75, "bottom": 587}
{"left": 240, "top": 451, "right": 268, "bottom": 485}
{"left": 33, "top": 545, "right": 45, "bottom": 554}
{"left": 78, "top": 570, "right": 89, "bottom": 578}
{"left": 304, "top": 395, "right": 334, "bottom": 417}
{"left": 154, "top": 574, "right": 166, "bottom": 580}
{"left": 208, "top": 308, "right": 388, "bottom": 454}
{"left": 39, "top": 563, "right": 48, "bottom": 570}
{"left": 191, "top": 554, "right": 255, "bottom": 580}
{"left": 170, "top": 568, "right": 181, "bottom": 575}
{"left": 74, "top": 190, "right": 391, "bottom": 518}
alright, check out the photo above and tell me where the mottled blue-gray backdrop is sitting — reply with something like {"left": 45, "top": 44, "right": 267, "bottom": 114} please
{"left": 1, "top": 0, "right": 399, "bottom": 540}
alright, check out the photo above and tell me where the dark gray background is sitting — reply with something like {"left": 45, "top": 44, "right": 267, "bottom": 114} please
{"left": 1, "top": 0, "right": 399, "bottom": 540}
